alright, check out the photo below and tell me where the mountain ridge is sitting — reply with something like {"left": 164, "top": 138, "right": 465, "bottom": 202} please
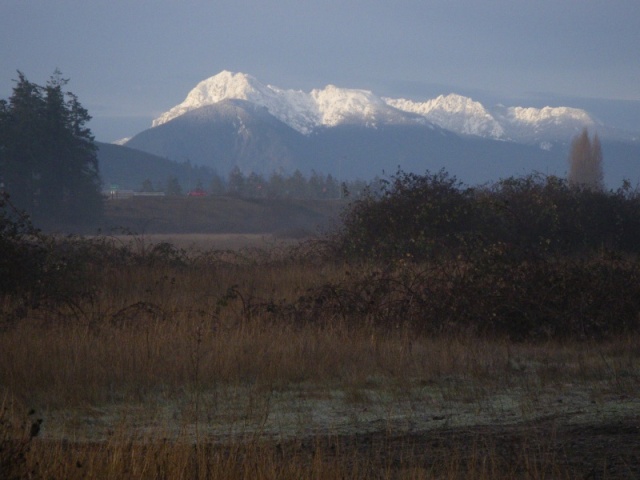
{"left": 146, "top": 70, "right": 608, "bottom": 144}
{"left": 119, "top": 71, "right": 639, "bottom": 187}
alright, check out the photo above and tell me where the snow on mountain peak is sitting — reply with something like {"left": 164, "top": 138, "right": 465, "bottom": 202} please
{"left": 491, "top": 105, "right": 598, "bottom": 143}
{"left": 311, "top": 85, "right": 415, "bottom": 127}
{"left": 152, "top": 71, "right": 319, "bottom": 131}
{"left": 152, "top": 72, "right": 425, "bottom": 134}
{"left": 384, "top": 94, "right": 506, "bottom": 139}
{"left": 504, "top": 105, "right": 595, "bottom": 126}
{"left": 184, "top": 70, "right": 259, "bottom": 105}
{"left": 151, "top": 71, "right": 597, "bottom": 143}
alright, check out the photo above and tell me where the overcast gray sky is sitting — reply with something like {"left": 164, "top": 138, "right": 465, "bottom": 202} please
{"left": 2, "top": 0, "right": 639, "bottom": 142}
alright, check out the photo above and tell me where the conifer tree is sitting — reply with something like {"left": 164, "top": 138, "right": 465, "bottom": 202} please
{"left": 209, "top": 173, "right": 226, "bottom": 195}
{"left": 141, "top": 179, "right": 154, "bottom": 192}
{"left": 227, "top": 166, "right": 245, "bottom": 196}
{"left": 0, "top": 70, "right": 102, "bottom": 224}
{"left": 165, "top": 176, "right": 182, "bottom": 196}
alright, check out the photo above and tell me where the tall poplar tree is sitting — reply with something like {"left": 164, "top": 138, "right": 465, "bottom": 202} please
{"left": 0, "top": 70, "right": 102, "bottom": 225}
{"left": 567, "top": 128, "right": 604, "bottom": 191}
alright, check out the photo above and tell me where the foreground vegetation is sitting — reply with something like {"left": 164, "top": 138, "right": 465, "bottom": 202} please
{"left": 1, "top": 171, "right": 640, "bottom": 478}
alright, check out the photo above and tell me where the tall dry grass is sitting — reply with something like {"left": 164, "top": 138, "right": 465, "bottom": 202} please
{"left": 12, "top": 428, "right": 582, "bottom": 480}
{"left": 1, "top": 238, "right": 639, "bottom": 478}
{"left": 3, "top": 267, "right": 638, "bottom": 411}
{"left": 2, "top": 238, "right": 639, "bottom": 403}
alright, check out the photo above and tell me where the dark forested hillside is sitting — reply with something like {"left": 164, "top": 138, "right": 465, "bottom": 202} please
{"left": 96, "top": 142, "right": 220, "bottom": 192}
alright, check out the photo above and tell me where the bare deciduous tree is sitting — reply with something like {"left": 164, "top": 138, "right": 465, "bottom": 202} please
{"left": 568, "top": 128, "right": 604, "bottom": 190}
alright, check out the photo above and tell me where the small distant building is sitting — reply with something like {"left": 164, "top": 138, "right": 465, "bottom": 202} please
{"left": 104, "top": 185, "right": 135, "bottom": 199}
{"left": 104, "top": 185, "right": 165, "bottom": 199}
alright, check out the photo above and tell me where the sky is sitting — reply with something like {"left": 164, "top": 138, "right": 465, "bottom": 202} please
{"left": 1, "top": 0, "right": 639, "bottom": 142}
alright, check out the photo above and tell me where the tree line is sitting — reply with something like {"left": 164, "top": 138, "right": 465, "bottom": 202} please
{"left": 139, "top": 167, "right": 374, "bottom": 200}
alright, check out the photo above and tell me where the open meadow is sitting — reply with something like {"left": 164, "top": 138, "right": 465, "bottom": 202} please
{"left": 1, "top": 235, "right": 639, "bottom": 479}
{"left": 2, "top": 174, "right": 640, "bottom": 478}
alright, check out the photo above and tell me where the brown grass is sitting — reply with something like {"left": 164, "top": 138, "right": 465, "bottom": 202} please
{"left": 10, "top": 429, "right": 584, "bottom": 479}
{"left": 1, "top": 237, "right": 639, "bottom": 478}
{"left": 103, "top": 233, "right": 300, "bottom": 252}
{"left": 102, "top": 195, "right": 344, "bottom": 235}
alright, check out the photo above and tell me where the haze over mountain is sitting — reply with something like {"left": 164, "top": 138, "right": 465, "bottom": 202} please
{"left": 120, "top": 71, "right": 640, "bottom": 187}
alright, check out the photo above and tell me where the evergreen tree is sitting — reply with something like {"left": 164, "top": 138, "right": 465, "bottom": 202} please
{"left": 324, "top": 174, "right": 340, "bottom": 198}
{"left": 286, "top": 170, "right": 307, "bottom": 198}
{"left": 0, "top": 70, "right": 102, "bottom": 224}
{"left": 0, "top": 73, "right": 45, "bottom": 211}
{"left": 227, "top": 167, "right": 245, "bottom": 196}
{"left": 266, "top": 171, "right": 286, "bottom": 198}
{"left": 246, "top": 172, "right": 266, "bottom": 198}
{"left": 165, "top": 176, "right": 182, "bottom": 196}
{"left": 209, "top": 173, "right": 226, "bottom": 195}
{"left": 308, "top": 170, "right": 323, "bottom": 198}
{"left": 141, "top": 179, "right": 154, "bottom": 192}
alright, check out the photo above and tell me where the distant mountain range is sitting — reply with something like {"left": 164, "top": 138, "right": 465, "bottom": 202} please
{"left": 104, "top": 71, "right": 639, "bottom": 187}
{"left": 150, "top": 71, "right": 609, "bottom": 144}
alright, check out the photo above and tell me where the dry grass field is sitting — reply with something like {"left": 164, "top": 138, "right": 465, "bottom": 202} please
{"left": 4, "top": 151, "right": 640, "bottom": 478}
{"left": 105, "top": 232, "right": 299, "bottom": 252}
{"left": 101, "top": 195, "right": 344, "bottom": 236}
{"left": 1, "top": 233, "right": 639, "bottom": 478}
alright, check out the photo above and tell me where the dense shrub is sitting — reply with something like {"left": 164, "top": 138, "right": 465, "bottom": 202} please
{"left": 0, "top": 193, "right": 101, "bottom": 316}
{"left": 336, "top": 170, "right": 640, "bottom": 261}
{"left": 481, "top": 174, "right": 640, "bottom": 255}
{"left": 0, "top": 193, "right": 199, "bottom": 324}
{"left": 0, "top": 193, "right": 55, "bottom": 305}
{"left": 321, "top": 170, "right": 640, "bottom": 339}
{"left": 289, "top": 252, "right": 640, "bottom": 340}
{"left": 338, "top": 169, "right": 477, "bottom": 260}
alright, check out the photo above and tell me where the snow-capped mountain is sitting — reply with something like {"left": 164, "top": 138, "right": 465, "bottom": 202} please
{"left": 149, "top": 70, "right": 597, "bottom": 144}
{"left": 118, "top": 71, "right": 639, "bottom": 187}
{"left": 153, "top": 71, "right": 319, "bottom": 134}
{"left": 153, "top": 71, "right": 426, "bottom": 134}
